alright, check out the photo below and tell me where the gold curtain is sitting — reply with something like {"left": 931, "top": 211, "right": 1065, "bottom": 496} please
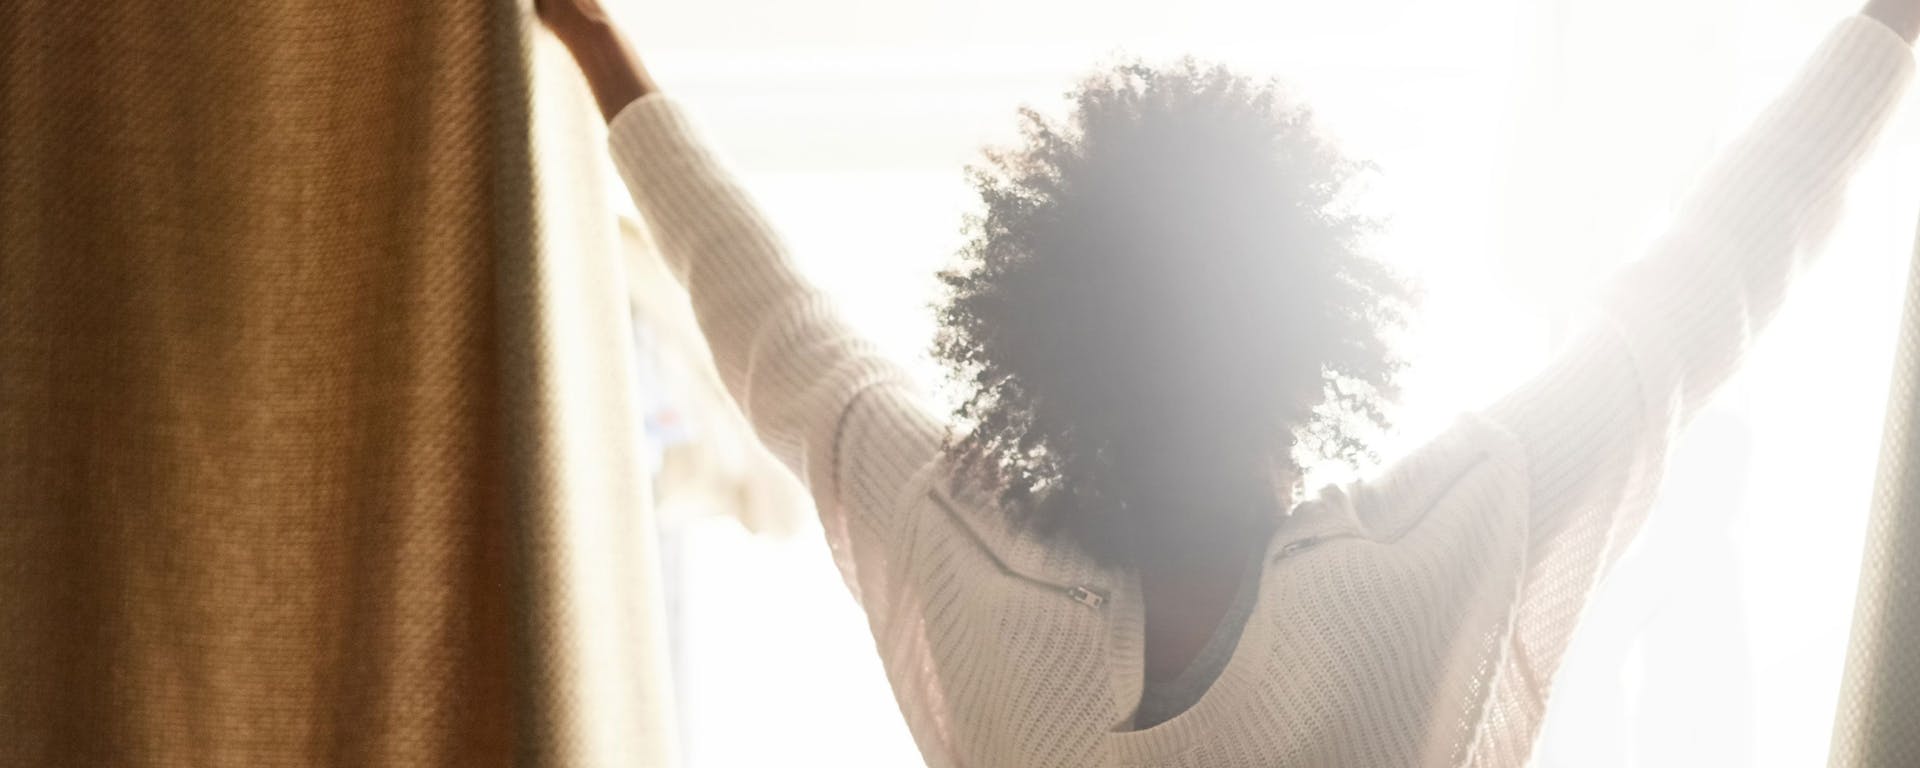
{"left": 0, "top": 1, "right": 674, "bottom": 765}
{"left": 1829, "top": 219, "right": 1920, "bottom": 767}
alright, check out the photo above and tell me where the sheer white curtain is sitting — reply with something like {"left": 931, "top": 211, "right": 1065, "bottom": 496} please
{"left": 611, "top": 1, "right": 1919, "bottom": 765}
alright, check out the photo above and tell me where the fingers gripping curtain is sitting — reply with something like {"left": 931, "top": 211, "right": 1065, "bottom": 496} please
{"left": 1830, "top": 218, "right": 1920, "bottom": 767}
{"left": 0, "top": 2, "right": 675, "bottom": 766}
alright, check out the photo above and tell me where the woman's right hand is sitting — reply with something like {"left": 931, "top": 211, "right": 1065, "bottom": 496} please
{"left": 1865, "top": 0, "right": 1920, "bottom": 43}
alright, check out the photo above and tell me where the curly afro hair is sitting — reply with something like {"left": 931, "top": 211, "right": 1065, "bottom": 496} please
{"left": 934, "top": 60, "right": 1418, "bottom": 566}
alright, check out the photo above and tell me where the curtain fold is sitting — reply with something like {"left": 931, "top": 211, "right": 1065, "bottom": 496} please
{"left": 0, "top": 1, "right": 673, "bottom": 765}
{"left": 621, "top": 216, "right": 811, "bottom": 538}
{"left": 1829, "top": 217, "right": 1920, "bottom": 767}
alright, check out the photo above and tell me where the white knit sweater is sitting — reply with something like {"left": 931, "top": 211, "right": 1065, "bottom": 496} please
{"left": 607, "top": 16, "right": 1913, "bottom": 767}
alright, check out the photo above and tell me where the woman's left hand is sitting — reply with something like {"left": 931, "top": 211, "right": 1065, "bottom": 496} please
{"left": 535, "top": 0, "right": 658, "bottom": 121}
{"left": 535, "top": 0, "right": 615, "bottom": 45}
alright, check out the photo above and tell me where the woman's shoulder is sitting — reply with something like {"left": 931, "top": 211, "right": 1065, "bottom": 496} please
{"left": 1346, "top": 411, "right": 1529, "bottom": 539}
{"left": 915, "top": 459, "right": 1115, "bottom": 593}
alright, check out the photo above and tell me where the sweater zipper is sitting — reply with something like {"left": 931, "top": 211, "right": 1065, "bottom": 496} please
{"left": 1065, "top": 585, "right": 1108, "bottom": 608}
{"left": 927, "top": 490, "right": 1108, "bottom": 609}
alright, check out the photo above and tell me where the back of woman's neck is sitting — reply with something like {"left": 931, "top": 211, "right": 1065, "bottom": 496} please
{"left": 1136, "top": 532, "right": 1263, "bottom": 684}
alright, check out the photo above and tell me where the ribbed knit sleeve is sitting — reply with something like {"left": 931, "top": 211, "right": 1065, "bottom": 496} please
{"left": 606, "top": 98, "right": 946, "bottom": 621}
{"left": 1471, "top": 15, "right": 1912, "bottom": 760}
{"left": 1486, "top": 14, "right": 1912, "bottom": 542}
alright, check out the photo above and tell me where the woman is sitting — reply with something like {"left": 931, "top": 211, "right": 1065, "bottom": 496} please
{"left": 539, "top": 2, "right": 1918, "bottom": 765}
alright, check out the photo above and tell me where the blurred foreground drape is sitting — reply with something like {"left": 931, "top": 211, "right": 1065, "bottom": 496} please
{"left": 1830, "top": 217, "right": 1920, "bottom": 767}
{"left": 0, "top": 2, "right": 676, "bottom": 766}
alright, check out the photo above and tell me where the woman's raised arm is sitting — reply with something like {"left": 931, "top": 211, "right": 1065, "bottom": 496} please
{"left": 1484, "top": 8, "right": 1913, "bottom": 568}
{"left": 539, "top": 2, "right": 949, "bottom": 618}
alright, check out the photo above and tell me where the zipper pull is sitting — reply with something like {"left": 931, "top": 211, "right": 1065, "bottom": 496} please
{"left": 1277, "top": 536, "right": 1319, "bottom": 559}
{"left": 1066, "top": 585, "right": 1107, "bottom": 608}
